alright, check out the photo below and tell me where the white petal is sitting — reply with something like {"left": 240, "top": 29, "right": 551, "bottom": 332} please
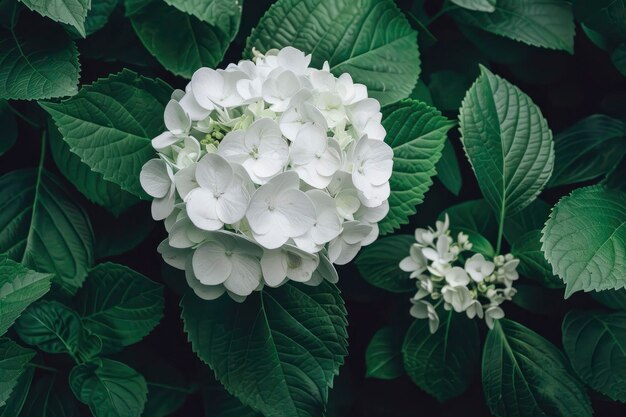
{"left": 140, "top": 159, "right": 172, "bottom": 198}
{"left": 152, "top": 131, "right": 179, "bottom": 151}
{"left": 164, "top": 99, "right": 191, "bottom": 135}
{"left": 252, "top": 224, "right": 289, "bottom": 250}
{"left": 275, "top": 189, "right": 316, "bottom": 237}
{"left": 223, "top": 254, "right": 261, "bottom": 296}
{"left": 185, "top": 258, "right": 226, "bottom": 300}
{"left": 157, "top": 239, "right": 189, "bottom": 270}
{"left": 195, "top": 153, "right": 234, "bottom": 194}
{"left": 218, "top": 131, "right": 249, "bottom": 164}
{"left": 217, "top": 181, "right": 249, "bottom": 224}
{"left": 261, "top": 249, "right": 288, "bottom": 287}
{"left": 174, "top": 165, "right": 197, "bottom": 199}
{"left": 151, "top": 186, "right": 175, "bottom": 220}
{"left": 168, "top": 218, "right": 195, "bottom": 248}
{"left": 186, "top": 188, "right": 223, "bottom": 231}
{"left": 192, "top": 241, "right": 232, "bottom": 285}
{"left": 180, "top": 90, "right": 212, "bottom": 121}
{"left": 191, "top": 68, "right": 222, "bottom": 109}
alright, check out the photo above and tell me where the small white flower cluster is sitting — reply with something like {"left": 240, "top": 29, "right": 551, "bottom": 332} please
{"left": 400, "top": 215, "right": 519, "bottom": 333}
{"left": 140, "top": 47, "right": 393, "bottom": 302}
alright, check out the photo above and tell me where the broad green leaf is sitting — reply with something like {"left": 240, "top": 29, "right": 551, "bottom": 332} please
{"left": 0, "top": 101, "right": 17, "bottom": 156}
{"left": 380, "top": 99, "right": 454, "bottom": 233}
{"left": 41, "top": 70, "right": 171, "bottom": 198}
{"left": 15, "top": 300, "right": 101, "bottom": 362}
{"left": 0, "top": 338, "right": 34, "bottom": 407}
{"left": 70, "top": 358, "right": 148, "bottom": 417}
{"left": 355, "top": 235, "right": 416, "bottom": 293}
{"left": 436, "top": 138, "right": 462, "bottom": 196}
{"left": 0, "top": 363, "right": 33, "bottom": 417}
{"left": 163, "top": 0, "right": 241, "bottom": 37}
{"left": 83, "top": 0, "right": 117, "bottom": 36}
{"left": 0, "top": 257, "right": 51, "bottom": 336}
{"left": 365, "top": 326, "right": 404, "bottom": 379}
{"left": 181, "top": 281, "right": 348, "bottom": 417}
{"left": 592, "top": 289, "right": 626, "bottom": 310}
{"left": 0, "top": 169, "right": 94, "bottom": 294}
{"left": 459, "top": 66, "right": 554, "bottom": 222}
{"left": 455, "top": 0, "right": 575, "bottom": 53}
{"left": 19, "top": 0, "right": 90, "bottom": 37}
{"left": 245, "top": 0, "right": 421, "bottom": 106}
{"left": 75, "top": 263, "right": 164, "bottom": 353}
{"left": 20, "top": 374, "right": 81, "bottom": 417}
{"left": 402, "top": 311, "right": 480, "bottom": 402}
{"left": 563, "top": 311, "right": 626, "bottom": 401}
{"left": 49, "top": 120, "right": 139, "bottom": 217}
{"left": 548, "top": 114, "right": 626, "bottom": 188}
{"left": 511, "top": 230, "right": 563, "bottom": 289}
{"left": 439, "top": 200, "right": 496, "bottom": 257}
{"left": 0, "top": 12, "right": 79, "bottom": 100}
{"left": 542, "top": 185, "right": 626, "bottom": 296}
{"left": 482, "top": 319, "right": 592, "bottom": 417}
{"left": 451, "top": 0, "right": 495, "bottom": 12}
{"left": 93, "top": 203, "right": 154, "bottom": 259}
{"left": 126, "top": 0, "right": 232, "bottom": 78}
{"left": 503, "top": 199, "right": 550, "bottom": 244}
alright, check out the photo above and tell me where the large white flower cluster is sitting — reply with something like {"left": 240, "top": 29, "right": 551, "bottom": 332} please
{"left": 400, "top": 215, "right": 519, "bottom": 333}
{"left": 140, "top": 47, "right": 393, "bottom": 302}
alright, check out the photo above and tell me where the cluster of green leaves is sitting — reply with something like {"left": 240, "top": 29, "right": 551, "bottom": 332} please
{"left": 358, "top": 2, "right": 626, "bottom": 412}
{"left": 0, "top": 0, "right": 625, "bottom": 416}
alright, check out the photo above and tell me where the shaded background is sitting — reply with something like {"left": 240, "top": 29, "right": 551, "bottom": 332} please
{"left": 3, "top": 0, "right": 626, "bottom": 415}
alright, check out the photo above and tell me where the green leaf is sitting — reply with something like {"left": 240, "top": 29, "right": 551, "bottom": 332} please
{"left": 365, "top": 326, "right": 404, "bottom": 380}
{"left": 503, "top": 198, "right": 550, "bottom": 244}
{"left": 563, "top": 311, "right": 626, "bottom": 402}
{"left": 83, "top": 0, "right": 117, "bottom": 36}
{"left": 0, "top": 12, "right": 79, "bottom": 100}
{"left": 70, "top": 358, "right": 148, "bottom": 417}
{"left": 75, "top": 263, "right": 164, "bottom": 353}
{"left": 355, "top": 235, "right": 416, "bottom": 293}
{"left": 402, "top": 311, "right": 480, "bottom": 402}
{"left": 41, "top": 69, "right": 171, "bottom": 198}
{"left": 181, "top": 281, "right": 348, "bottom": 417}
{"left": 48, "top": 119, "right": 139, "bottom": 217}
{"left": 163, "top": 0, "right": 241, "bottom": 37}
{"left": 15, "top": 300, "right": 101, "bottom": 362}
{"left": 451, "top": 0, "right": 495, "bottom": 12}
{"left": 541, "top": 185, "right": 626, "bottom": 297}
{"left": 439, "top": 200, "right": 496, "bottom": 257}
{"left": 0, "top": 338, "right": 34, "bottom": 407}
{"left": 604, "top": 155, "right": 626, "bottom": 192}
{"left": 591, "top": 289, "right": 626, "bottom": 310}
{"left": 21, "top": 374, "right": 81, "bottom": 417}
{"left": 19, "top": 0, "right": 90, "bottom": 37}
{"left": 0, "top": 257, "right": 51, "bottom": 336}
{"left": 245, "top": 0, "right": 420, "bottom": 106}
{"left": 482, "top": 319, "right": 592, "bottom": 417}
{"left": 0, "top": 362, "right": 33, "bottom": 417}
{"left": 125, "top": 0, "right": 232, "bottom": 79}
{"left": 455, "top": 0, "right": 575, "bottom": 53}
{"left": 380, "top": 99, "right": 454, "bottom": 233}
{"left": 0, "top": 169, "right": 94, "bottom": 294}
{"left": 511, "top": 230, "right": 563, "bottom": 289}
{"left": 548, "top": 114, "right": 626, "bottom": 188}
{"left": 436, "top": 138, "right": 462, "bottom": 196}
{"left": 0, "top": 101, "right": 17, "bottom": 156}
{"left": 459, "top": 66, "right": 554, "bottom": 221}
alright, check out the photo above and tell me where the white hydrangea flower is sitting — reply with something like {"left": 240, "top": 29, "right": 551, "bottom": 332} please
{"left": 401, "top": 215, "right": 519, "bottom": 333}
{"left": 140, "top": 46, "right": 392, "bottom": 302}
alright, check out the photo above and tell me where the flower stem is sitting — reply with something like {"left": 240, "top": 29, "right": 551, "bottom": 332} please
{"left": 27, "top": 362, "right": 58, "bottom": 372}
{"left": 6, "top": 102, "right": 40, "bottom": 128}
